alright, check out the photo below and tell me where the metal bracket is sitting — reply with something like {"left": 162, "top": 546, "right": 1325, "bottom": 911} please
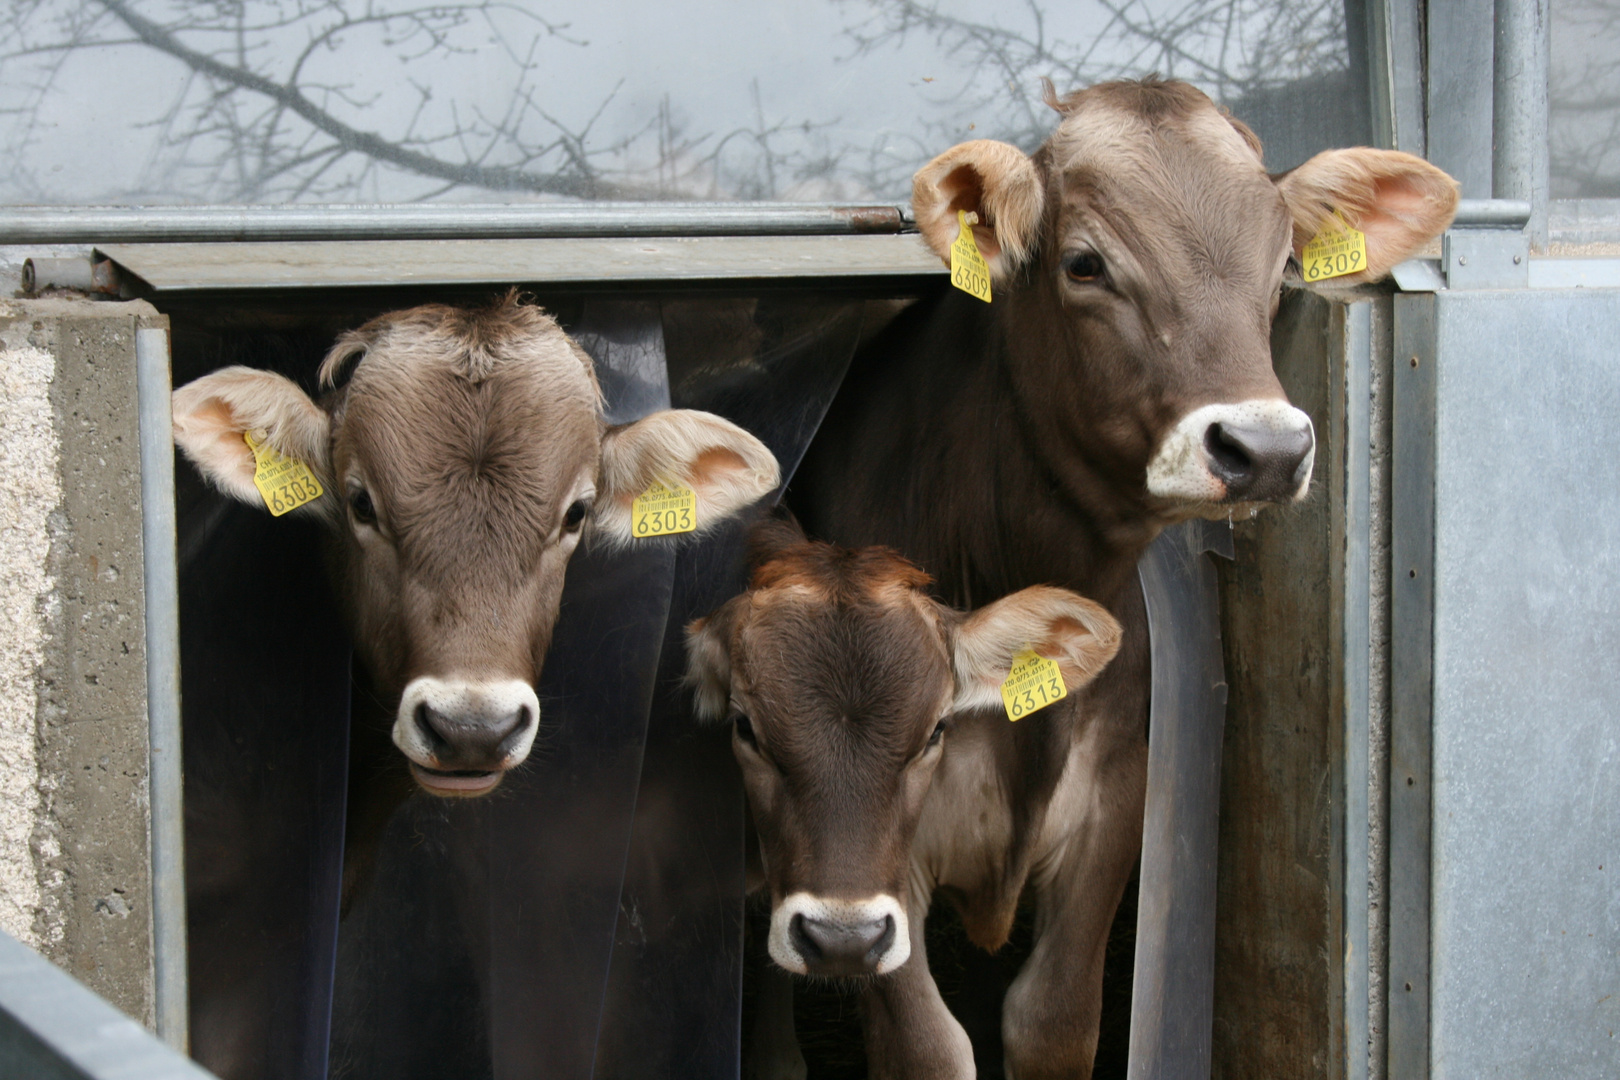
{"left": 1442, "top": 199, "right": 1532, "bottom": 290}
{"left": 1442, "top": 228, "right": 1529, "bottom": 289}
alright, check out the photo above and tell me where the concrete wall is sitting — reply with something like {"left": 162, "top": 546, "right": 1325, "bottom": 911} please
{"left": 0, "top": 297, "right": 168, "bottom": 1027}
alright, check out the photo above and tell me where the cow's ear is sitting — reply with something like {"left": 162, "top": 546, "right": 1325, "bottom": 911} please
{"left": 595, "top": 409, "right": 780, "bottom": 543}
{"left": 950, "top": 585, "right": 1122, "bottom": 714}
{"left": 913, "top": 139, "right": 1044, "bottom": 282}
{"left": 1276, "top": 148, "right": 1460, "bottom": 283}
{"left": 685, "top": 603, "right": 739, "bottom": 722}
{"left": 172, "top": 366, "right": 332, "bottom": 509}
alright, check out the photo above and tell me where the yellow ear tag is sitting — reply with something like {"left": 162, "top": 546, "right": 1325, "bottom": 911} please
{"left": 243, "top": 431, "right": 323, "bottom": 517}
{"left": 999, "top": 649, "right": 1067, "bottom": 722}
{"left": 631, "top": 481, "right": 697, "bottom": 538}
{"left": 950, "top": 209, "right": 993, "bottom": 303}
{"left": 1301, "top": 212, "right": 1368, "bottom": 282}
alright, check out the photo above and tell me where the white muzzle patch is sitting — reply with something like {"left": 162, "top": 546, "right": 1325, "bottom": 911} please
{"left": 393, "top": 676, "right": 540, "bottom": 770}
{"left": 769, "top": 892, "right": 910, "bottom": 976}
{"left": 1146, "top": 399, "right": 1315, "bottom": 504}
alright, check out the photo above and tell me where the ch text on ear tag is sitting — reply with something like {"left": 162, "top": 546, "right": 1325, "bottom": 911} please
{"left": 631, "top": 481, "right": 697, "bottom": 538}
{"left": 1301, "top": 211, "right": 1368, "bottom": 282}
{"left": 950, "top": 209, "right": 993, "bottom": 303}
{"left": 1000, "top": 648, "right": 1066, "bottom": 721}
{"left": 243, "top": 431, "right": 323, "bottom": 517}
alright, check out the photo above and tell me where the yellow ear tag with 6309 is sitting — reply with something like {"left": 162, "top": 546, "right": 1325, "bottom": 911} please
{"left": 244, "top": 431, "right": 323, "bottom": 517}
{"left": 1300, "top": 211, "right": 1368, "bottom": 282}
{"left": 950, "top": 209, "right": 993, "bottom": 303}
{"left": 1000, "top": 649, "right": 1066, "bottom": 721}
{"left": 632, "top": 480, "right": 697, "bottom": 537}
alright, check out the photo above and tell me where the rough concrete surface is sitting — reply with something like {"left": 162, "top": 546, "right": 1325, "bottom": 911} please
{"left": 0, "top": 296, "right": 168, "bottom": 1028}
{"left": 0, "top": 337, "right": 57, "bottom": 948}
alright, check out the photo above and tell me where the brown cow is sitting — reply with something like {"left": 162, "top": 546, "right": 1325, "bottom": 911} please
{"left": 688, "top": 517, "right": 1122, "bottom": 1077}
{"left": 173, "top": 294, "right": 780, "bottom": 801}
{"left": 787, "top": 79, "right": 1459, "bottom": 1076}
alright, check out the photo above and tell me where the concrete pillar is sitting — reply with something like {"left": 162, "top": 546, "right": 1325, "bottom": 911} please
{"left": 0, "top": 297, "right": 170, "bottom": 1028}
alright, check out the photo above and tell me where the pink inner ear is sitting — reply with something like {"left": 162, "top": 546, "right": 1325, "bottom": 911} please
{"left": 176, "top": 395, "right": 257, "bottom": 494}
{"left": 688, "top": 446, "right": 749, "bottom": 493}
{"left": 941, "top": 165, "right": 1002, "bottom": 262}
{"left": 1373, "top": 174, "right": 1431, "bottom": 213}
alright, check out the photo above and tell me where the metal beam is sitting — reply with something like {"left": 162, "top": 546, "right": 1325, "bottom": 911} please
{"left": 136, "top": 327, "right": 187, "bottom": 1053}
{"left": 0, "top": 202, "right": 908, "bottom": 245}
{"left": 1492, "top": 0, "right": 1551, "bottom": 249}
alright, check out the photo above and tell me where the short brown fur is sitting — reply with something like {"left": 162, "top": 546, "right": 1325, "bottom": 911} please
{"left": 791, "top": 78, "right": 1458, "bottom": 1078}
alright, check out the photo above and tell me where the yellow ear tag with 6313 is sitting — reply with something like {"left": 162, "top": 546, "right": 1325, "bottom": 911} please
{"left": 999, "top": 649, "right": 1066, "bottom": 721}
{"left": 950, "top": 209, "right": 993, "bottom": 303}
{"left": 244, "top": 431, "right": 323, "bottom": 517}
{"left": 1300, "top": 211, "right": 1368, "bottom": 282}
{"left": 632, "top": 480, "right": 697, "bottom": 537}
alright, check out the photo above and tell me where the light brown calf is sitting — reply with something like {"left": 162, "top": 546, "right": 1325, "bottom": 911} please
{"left": 174, "top": 294, "right": 779, "bottom": 799}
{"left": 687, "top": 517, "right": 1122, "bottom": 1079}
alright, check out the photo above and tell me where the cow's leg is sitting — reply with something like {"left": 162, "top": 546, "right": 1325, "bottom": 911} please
{"left": 746, "top": 962, "right": 807, "bottom": 1080}
{"left": 860, "top": 888, "right": 975, "bottom": 1080}
{"left": 1002, "top": 734, "right": 1146, "bottom": 1080}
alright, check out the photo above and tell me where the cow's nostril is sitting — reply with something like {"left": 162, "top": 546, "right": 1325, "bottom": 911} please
{"left": 492, "top": 706, "right": 532, "bottom": 753}
{"left": 791, "top": 912, "right": 895, "bottom": 975}
{"left": 1204, "top": 422, "right": 1254, "bottom": 478}
{"left": 789, "top": 913, "right": 821, "bottom": 964}
{"left": 415, "top": 702, "right": 451, "bottom": 752}
{"left": 1202, "top": 419, "right": 1313, "bottom": 503}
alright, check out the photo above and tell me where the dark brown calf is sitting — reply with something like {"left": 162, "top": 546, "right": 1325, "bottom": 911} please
{"left": 174, "top": 294, "right": 779, "bottom": 800}
{"left": 788, "top": 79, "right": 1459, "bottom": 1076}
{"left": 688, "top": 518, "right": 1121, "bottom": 1077}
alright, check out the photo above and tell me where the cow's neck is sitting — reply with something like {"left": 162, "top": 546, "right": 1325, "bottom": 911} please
{"left": 800, "top": 286, "right": 1161, "bottom": 615}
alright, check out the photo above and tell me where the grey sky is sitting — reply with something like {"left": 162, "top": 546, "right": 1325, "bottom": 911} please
{"left": 22, "top": 0, "right": 1613, "bottom": 205}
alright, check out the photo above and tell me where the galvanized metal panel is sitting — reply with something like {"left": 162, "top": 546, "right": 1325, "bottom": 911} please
{"left": 0, "top": 929, "right": 217, "bottom": 1080}
{"left": 1427, "top": 0, "right": 1496, "bottom": 199}
{"left": 1336, "top": 299, "right": 1376, "bottom": 1080}
{"left": 1426, "top": 289, "right": 1620, "bottom": 1078}
{"left": 1367, "top": 0, "right": 1426, "bottom": 154}
{"left": 97, "top": 236, "right": 944, "bottom": 292}
{"left": 1388, "top": 291, "right": 1437, "bottom": 1080}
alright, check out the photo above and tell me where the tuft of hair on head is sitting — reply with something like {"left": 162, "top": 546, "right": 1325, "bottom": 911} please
{"left": 747, "top": 526, "right": 932, "bottom": 603}
{"left": 317, "top": 289, "right": 600, "bottom": 396}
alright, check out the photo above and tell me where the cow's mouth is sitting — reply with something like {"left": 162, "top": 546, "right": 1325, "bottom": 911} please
{"left": 410, "top": 762, "right": 503, "bottom": 796}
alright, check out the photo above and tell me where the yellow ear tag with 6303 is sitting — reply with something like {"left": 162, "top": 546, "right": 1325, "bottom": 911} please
{"left": 632, "top": 480, "right": 697, "bottom": 538}
{"left": 950, "top": 209, "right": 993, "bottom": 303}
{"left": 1300, "top": 211, "right": 1368, "bottom": 282}
{"left": 244, "top": 431, "right": 323, "bottom": 517}
{"left": 1000, "top": 648, "right": 1066, "bottom": 721}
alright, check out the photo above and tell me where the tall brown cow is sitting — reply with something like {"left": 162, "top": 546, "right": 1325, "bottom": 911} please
{"left": 788, "top": 79, "right": 1458, "bottom": 1076}
{"left": 173, "top": 294, "right": 779, "bottom": 801}
{"left": 689, "top": 519, "right": 1122, "bottom": 1077}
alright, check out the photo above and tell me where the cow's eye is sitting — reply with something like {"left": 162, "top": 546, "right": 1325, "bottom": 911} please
{"left": 562, "top": 498, "right": 589, "bottom": 534}
{"left": 349, "top": 488, "right": 377, "bottom": 525}
{"left": 1064, "top": 251, "right": 1106, "bottom": 284}
{"left": 733, "top": 714, "right": 757, "bottom": 748}
{"left": 927, "top": 719, "right": 948, "bottom": 748}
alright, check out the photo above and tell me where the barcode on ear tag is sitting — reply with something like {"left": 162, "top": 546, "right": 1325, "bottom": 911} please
{"left": 1000, "top": 649, "right": 1067, "bottom": 721}
{"left": 631, "top": 481, "right": 697, "bottom": 537}
{"left": 244, "top": 431, "right": 323, "bottom": 517}
{"left": 950, "top": 209, "right": 993, "bottom": 303}
{"left": 1301, "top": 212, "right": 1368, "bottom": 282}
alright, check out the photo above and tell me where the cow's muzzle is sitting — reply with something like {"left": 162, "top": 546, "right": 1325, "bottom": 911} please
{"left": 394, "top": 676, "right": 540, "bottom": 796}
{"left": 769, "top": 892, "right": 910, "bottom": 977}
{"left": 1146, "top": 400, "right": 1315, "bottom": 506}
